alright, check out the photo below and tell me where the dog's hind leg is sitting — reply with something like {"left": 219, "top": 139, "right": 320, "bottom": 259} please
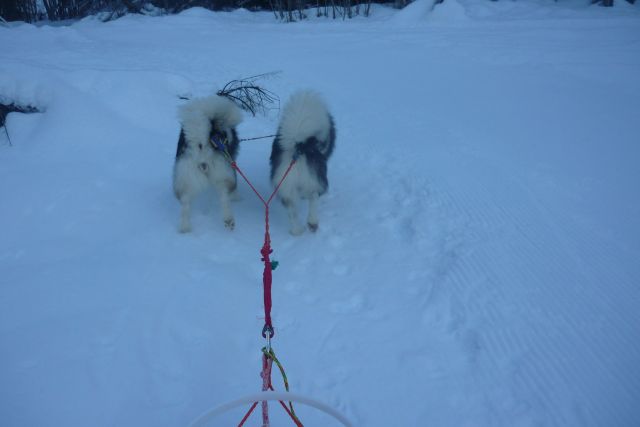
{"left": 307, "top": 192, "right": 319, "bottom": 232}
{"left": 178, "top": 195, "right": 192, "bottom": 233}
{"left": 217, "top": 182, "right": 235, "bottom": 230}
{"left": 282, "top": 197, "right": 305, "bottom": 236}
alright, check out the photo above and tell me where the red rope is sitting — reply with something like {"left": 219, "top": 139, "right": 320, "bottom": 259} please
{"left": 238, "top": 391, "right": 302, "bottom": 427}
{"left": 269, "top": 384, "right": 304, "bottom": 427}
{"left": 232, "top": 162, "right": 268, "bottom": 206}
{"left": 231, "top": 160, "right": 297, "bottom": 337}
{"left": 261, "top": 352, "right": 272, "bottom": 426}
{"left": 230, "top": 159, "right": 300, "bottom": 427}
{"left": 261, "top": 236, "right": 273, "bottom": 332}
{"left": 238, "top": 395, "right": 303, "bottom": 427}
{"left": 238, "top": 402, "right": 258, "bottom": 427}
{"left": 237, "top": 354, "right": 304, "bottom": 427}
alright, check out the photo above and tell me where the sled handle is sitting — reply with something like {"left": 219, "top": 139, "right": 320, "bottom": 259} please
{"left": 189, "top": 391, "right": 354, "bottom": 427}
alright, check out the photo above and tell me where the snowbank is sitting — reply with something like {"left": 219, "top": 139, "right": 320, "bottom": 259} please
{"left": 1, "top": 4, "right": 639, "bottom": 427}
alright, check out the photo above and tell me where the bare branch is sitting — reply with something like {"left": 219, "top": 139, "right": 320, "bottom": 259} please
{"left": 216, "top": 73, "right": 281, "bottom": 117}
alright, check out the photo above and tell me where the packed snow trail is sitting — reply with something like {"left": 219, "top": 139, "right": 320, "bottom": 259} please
{"left": 2, "top": 2, "right": 640, "bottom": 426}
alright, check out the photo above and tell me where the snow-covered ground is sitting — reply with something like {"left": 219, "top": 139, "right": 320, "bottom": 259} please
{"left": 2, "top": 1, "right": 639, "bottom": 425}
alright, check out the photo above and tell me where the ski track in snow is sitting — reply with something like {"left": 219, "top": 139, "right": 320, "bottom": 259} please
{"left": 2, "top": 3, "right": 640, "bottom": 426}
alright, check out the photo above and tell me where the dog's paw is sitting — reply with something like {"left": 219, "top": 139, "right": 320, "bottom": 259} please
{"left": 308, "top": 222, "right": 319, "bottom": 233}
{"left": 224, "top": 218, "right": 235, "bottom": 230}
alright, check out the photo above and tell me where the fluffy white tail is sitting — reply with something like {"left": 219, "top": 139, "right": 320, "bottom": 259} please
{"left": 178, "top": 95, "right": 242, "bottom": 146}
{"left": 276, "top": 90, "right": 332, "bottom": 150}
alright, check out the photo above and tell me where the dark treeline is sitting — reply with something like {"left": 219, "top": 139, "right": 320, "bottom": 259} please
{"left": 0, "top": 0, "right": 390, "bottom": 22}
{"left": 0, "top": 0, "right": 634, "bottom": 23}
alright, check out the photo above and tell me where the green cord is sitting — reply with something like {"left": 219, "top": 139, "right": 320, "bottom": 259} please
{"left": 262, "top": 346, "right": 300, "bottom": 421}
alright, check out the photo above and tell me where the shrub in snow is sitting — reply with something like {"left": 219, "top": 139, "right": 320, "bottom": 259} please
{"left": 0, "top": 103, "right": 41, "bottom": 146}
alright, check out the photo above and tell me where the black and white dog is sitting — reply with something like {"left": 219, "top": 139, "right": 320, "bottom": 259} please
{"left": 270, "top": 91, "right": 336, "bottom": 235}
{"left": 173, "top": 95, "right": 242, "bottom": 232}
